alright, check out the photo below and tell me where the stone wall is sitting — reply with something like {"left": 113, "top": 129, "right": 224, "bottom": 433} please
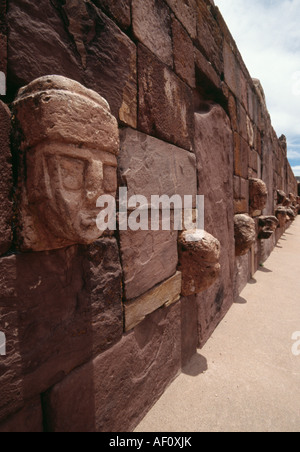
{"left": 0, "top": 0, "right": 298, "bottom": 432}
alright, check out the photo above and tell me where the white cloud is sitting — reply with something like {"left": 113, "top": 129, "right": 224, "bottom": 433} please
{"left": 291, "top": 165, "right": 300, "bottom": 176}
{"left": 214, "top": 0, "right": 300, "bottom": 166}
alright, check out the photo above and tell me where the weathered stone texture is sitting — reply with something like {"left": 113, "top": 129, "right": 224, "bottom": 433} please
{"left": 0, "top": 101, "right": 12, "bottom": 255}
{"left": 0, "top": 398, "right": 43, "bottom": 433}
{"left": 42, "top": 303, "right": 182, "bottom": 432}
{"left": 132, "top": 0, "right": 173, "bottom": 67}
{"left": 234, "top": 214, "right": 256, "bottom": 256}
{"left": 196, "top": 0, "right": 223, "bottom": 75}
{"left": 7, "top": 0, "right": 137, "bottom": 127}
{"left": 138, "top": 44, "right": 194, "bottom": 151}
{"left": 178, "top": 230, "right": 221, "bottom": 296}
{"left": 120, "top": 225, "right": 178, "bottom": 301}
{"left": 12, "top": 76, "right": 119, "bottom": 252}
{"left": 124, "top": 272, "right": 182, "bottom": 331}
{"left": 119, "top": 128, "right": 197, "bottom": 205}
{"left": 0, "top": 239, "right": 123, "bottom": 422}
{"left": 194, "top": 105, "right": 235, "bottom": 346}
{"left": 91, "top": 0, "right": 131, "bottom": 30}
{"left": 172, "top": 18, "right": 195, "bottom": 87}
{"left": 165, "top": 0, "right": 197, "bottom": 40}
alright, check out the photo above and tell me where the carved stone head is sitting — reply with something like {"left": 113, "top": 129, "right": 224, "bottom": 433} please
{"left": 258, "top": 216, "right": 279, "bottom": 240}
{"left": 12, "top": 76, "right": 119, "bottom": 251}
{"left": 249, "top": 178, "right": 268, "bottom": 217}
{"left": 234, "top": 214, "right": 256, "bottom": 256}
{"left": 178, "top": 230, "right": 221, "bottom": 296}
{"left": 275, "top": 206, "right": 288, "bottom": 228}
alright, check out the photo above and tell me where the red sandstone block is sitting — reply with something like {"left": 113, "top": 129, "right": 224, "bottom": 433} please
{"left": 195, "top": 0, "right": 223, "bottom": 75}
{"left": 234, "top": 133, "right": 249, "bottom": 179}
{"left": 0, "top": 101, "right": 12, "bottom": 255}
{"left": 42, "top": 303, "right": 182, "bottom": 432}
{"left": 165, "top": 0, "right": 197, "bottom": 40}
{"left": 0, "top": 239, "right": 123, "bottom": 422}
{"left": 0, "top": 398, "right": 43, "bottom": 432}
{"left": 92, "top": 0, "right": 131, "bottom": 30}
{"left": 172, "top": 17, "right": 195, "bottom": 88}
{"left": 132, "top": 0, "right": 173, "bottom": 67}
{"left": 138, "top": 44, "right": 194, "bottom": 151}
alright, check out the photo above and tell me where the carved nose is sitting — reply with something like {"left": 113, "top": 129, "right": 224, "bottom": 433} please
{"left": 86, "top": 160, "right": 103, "bottom": 202}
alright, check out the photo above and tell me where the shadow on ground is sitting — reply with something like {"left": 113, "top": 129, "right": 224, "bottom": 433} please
{"left": 182, "top": 353, "right": 208, "bottom": 377}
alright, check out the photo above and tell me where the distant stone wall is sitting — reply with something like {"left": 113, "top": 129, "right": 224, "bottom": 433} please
{"left": 0, "top": 0, "right": 298, "bottom": 432}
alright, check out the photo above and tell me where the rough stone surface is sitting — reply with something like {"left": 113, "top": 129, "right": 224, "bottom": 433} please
{"left": 194, "top": 105, "right": 235, "bottom": 346}
{"left": 172, "top": 17, "right": 195, "bottom": 87}
{"left": 42, "top": 303, "right": 182, "bottom": 432}
{"left": 7, "top": 0, "right": 137, "bottom": 127}
{"left": 234, "top": 214, "right": 256, "bottom": 256}
{"left": 12, "top": 76, "right": 119, "bottom": 251}
{"left": 0, "top": 398, "right": 43, "bottom": 432}
{"left": 249, "top": 178, "right": 268, "bottom": 217}
{"left": 124, "top": 272, "right": 182, "bottom": 331}
{"left": 234, "top": 133, "right": 250, "bottom": 179}
{"left": 196, "top": 0, "right": 223, "bottom": 75}
{"left": 0, "top": 239, "right": 123, "bottom": 421}
{"left": 178, "top": 230, "right": 221, "bottom": 296}
{"left": 132, "top": 0, "right": 173, "bottom": 67}
{"left": 91, "top": 0, "right": 131, "bottom": 30}
{"left": 165, "top": 0, "right": 197, "bottom": 40}
{"left": 258, "top": 216, "right": 279, "bottom": 240}
{"left": 180, "top": 296, "right": 198, "bottom": 368}
{"left": 119, "top": 128, "right": 197, "bottom": 206}
{"left": 0, "top": 101, "right": 12, "bottom": 255}
{"left": 138, "top": 44, "right": 194, "bottom": 151}
{"left": 120, "top": 224, "right": 178, "bottom": 301}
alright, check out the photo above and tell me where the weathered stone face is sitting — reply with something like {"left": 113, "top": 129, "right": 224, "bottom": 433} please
{"left": 258, "top": 216, "right": 279, "bottom": 240}
{"left": 249, "top": 178, "right": 268, "bottom": 216}
{"left": 178, "top": 230, "right": 221, "bottom": 296}
{"left": 234, "top": 214, "right": 256, "bottom": 256}
{"left": 12, "top": 76, "right": 119, "bottom": 251}
{"left": 277, "top": 189, "right": 289, "bottom": 206}
{"left": 0, "top": 101, "right": 12, "bottom": 255}
{"left": 276, "top": 206, "right": 289, "bottom": 228}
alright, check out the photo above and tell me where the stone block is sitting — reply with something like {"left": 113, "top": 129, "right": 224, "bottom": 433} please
{"left": 92, "top": 0, "right": 131, "bottom": 30}
{"left": 228, "top": 93, "right": 238, "bottom": 131}
{"left": 119, "top": 128, "right": 197, "bottom": 206}
{"left": 172, "top": 17, "right": 195, "bottom": 87}
{"left": 234, "top": 133, "right": 249, "bottom": 179}
{"left": 0, "top": 398, "right": 43, "bottom": 432}
{"left": 194, "top": 105, "right": 235, "bottom": 346}
{"left": 196, "top": 0, "right": 223, "bottom": 75}
{"left": 165, "top": 0, "right": 197, "bottom": 40}
{"left": 42, "top": 303, "right": 182, "bottom": 432}
{"left": 7, "top": 1, "right": 137, "bottom": 127}
{"left": 0, "top": 238, "right": 123, "bottom": 421}
{"left": 132, "top": 0, "right": 173, "bottom": 67}
{"left": 233, "top": 176, "right": 240, "bottom": 199}
{"left": 138, "top": 44, "right": 194, "bottom": 151}
{"left": 180, "top": 296, "right": 198, "bottom": 368}
{"left": 120, "top": 224, "right": 178, "bottom": 301}
{"left": 234, "top": 199, "right": 249, "bottom": 215}
{"left": 0, "top": 101, "right": 12, "bottom": 255}
{"left": 124, "top": 272, "right": 182, "bottom": 331}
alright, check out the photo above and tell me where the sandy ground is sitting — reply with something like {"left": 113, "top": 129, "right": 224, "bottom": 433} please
{"left": 136, "top": 218, "right": 300, "bottom": 433}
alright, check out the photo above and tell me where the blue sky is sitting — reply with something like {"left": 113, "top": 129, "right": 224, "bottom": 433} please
{"left": 214, "top": 0, "right": 300, "bottom": 176}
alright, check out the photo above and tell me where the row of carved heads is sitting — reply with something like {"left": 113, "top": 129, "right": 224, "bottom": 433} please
{"left": 275, "top": 190, "right": 299, "bottom": 226}
{"left": 11, "top": 76, "right": 221, "bottom": 298}
{"left": 10, "top": 76, "right": 297, "bottom": 299}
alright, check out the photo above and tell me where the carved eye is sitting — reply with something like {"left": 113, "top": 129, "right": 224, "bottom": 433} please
{"left": 59, "top": 157, "right": 85, "bottom": 191}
